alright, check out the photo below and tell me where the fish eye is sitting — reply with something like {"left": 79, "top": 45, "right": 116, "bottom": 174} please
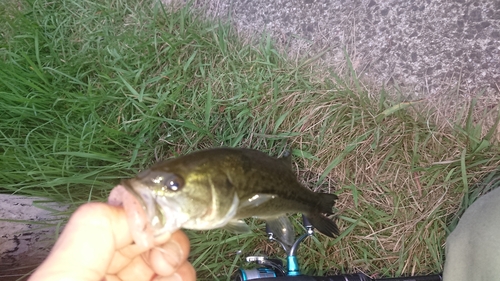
{"left": 165, "top": 178, "right": 182, "bottom": 191}
{"left": 157, "top": 174, "right": 184, "bottom": 192}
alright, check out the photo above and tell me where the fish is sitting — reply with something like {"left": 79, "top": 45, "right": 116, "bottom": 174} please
{"left": 108, "top": 147, "right": 339, "bottom": 248}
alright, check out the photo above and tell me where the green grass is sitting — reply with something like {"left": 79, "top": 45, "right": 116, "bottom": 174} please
{"left": 2, "top": 0, "right": 500, "bottom": 280}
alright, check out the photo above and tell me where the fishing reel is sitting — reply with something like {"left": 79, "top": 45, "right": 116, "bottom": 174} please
{"left": 234, "top": 215, "right": 442, "bottom": 281}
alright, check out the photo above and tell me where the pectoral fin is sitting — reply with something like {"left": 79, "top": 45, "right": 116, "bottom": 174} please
{"left": 266, "top": 216, "right": 295, "bottom": 249}
{"left": 224, "top": 219, "right": 251, "bottom": 233}
{"left": 239, "top": 194, "right": 277, "bottom": 209}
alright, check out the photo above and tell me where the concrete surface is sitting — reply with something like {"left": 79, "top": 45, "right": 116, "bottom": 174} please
{"left": 194, "top": 0, "right": 500, "bottom": 97}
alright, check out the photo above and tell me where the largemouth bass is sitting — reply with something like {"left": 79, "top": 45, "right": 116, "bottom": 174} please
{"left": 109, "top": 148, "right": 339, "bottom": 248}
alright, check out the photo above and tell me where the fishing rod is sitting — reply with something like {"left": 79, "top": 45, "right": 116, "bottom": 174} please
{"left": 234, "top": 215, "right": 442, "bottom": 281}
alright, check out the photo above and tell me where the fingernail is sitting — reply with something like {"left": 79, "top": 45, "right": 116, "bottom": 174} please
{"left": 161, "top": 241, "right": 183, "bottom": 267}
{"left": 153, "top": 273, "right": 182, "bottom": 281}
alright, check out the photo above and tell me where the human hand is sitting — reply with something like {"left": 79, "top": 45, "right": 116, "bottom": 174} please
{"left": 29, "top": 202, "right": 196, "bottom": 281}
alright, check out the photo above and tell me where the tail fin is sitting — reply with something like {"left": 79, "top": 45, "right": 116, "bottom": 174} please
{"left": 317, "top": 192, "right": 338, "bottom": 214}
{"left": 308, "top": 192, "right": 339, "bottom": 237}
{"left": 306, "top": 213, "right": 339, "bottom": 237}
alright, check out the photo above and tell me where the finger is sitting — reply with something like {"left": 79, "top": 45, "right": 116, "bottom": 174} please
{"left": 111, "top": 231, "right": 192, "bottom": 281}
{"left": 149, "top": 230, "right": 191, "bottom": 276}
{"left": 109, "top": 230, "right": 176, "bottom": 272}
{"left": 29, "top": 203, "right": 136, "bottom": 281}
{"left": 115, "top": 254, "right": 155, "bottom": 281}
{"left": 176, "top": 262, "right": 196, "bottom": 281}
{"left": 153, "top": 262, "right": 196, "bottom": 281}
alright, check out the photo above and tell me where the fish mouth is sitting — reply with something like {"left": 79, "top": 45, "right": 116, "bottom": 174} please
{"left": 120, "top": 179, "right": 146, "bottom": 207}
{"left": 120, "top": 178, "right": 189, "bottom": 236}
{"left": 121, "top": 178, "right": 165, "bottom": 230}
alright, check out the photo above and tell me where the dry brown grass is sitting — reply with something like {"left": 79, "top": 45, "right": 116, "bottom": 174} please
{"left": 223, "top": 71, "right": 500, "bottom": 275}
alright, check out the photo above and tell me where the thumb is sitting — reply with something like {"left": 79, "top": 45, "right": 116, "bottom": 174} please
{"left": 29, "top": 203, "right": 133, "bottom": 281}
